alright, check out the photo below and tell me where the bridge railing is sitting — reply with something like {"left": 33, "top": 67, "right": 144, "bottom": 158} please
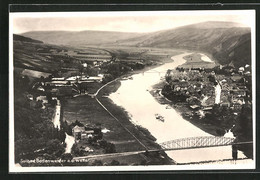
{"left": 159, "top": 136, "right": 236, "bottom": 151}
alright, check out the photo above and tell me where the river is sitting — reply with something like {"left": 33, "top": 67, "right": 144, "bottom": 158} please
{"left": 109, "top": 52, "right": 253, "bottom": 166}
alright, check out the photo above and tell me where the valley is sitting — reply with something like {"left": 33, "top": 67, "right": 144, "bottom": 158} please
{"left": 12, "top": 20, "right": 253, "bottom": 167}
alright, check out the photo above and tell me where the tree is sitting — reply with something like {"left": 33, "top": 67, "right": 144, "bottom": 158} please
{"left": 99, "top": 140, "right": 116, "bottom": 153}
{"left": 40, "top": 76, "right": 45, "bottom": 82}
{"left": 63, "top": 120, "right": 72, "bottom": 136}
{"left": 70, "top": 120, "right": 84, "bottom": 127}
{"left": 61, "top": 153, "right": 73, "bottom": 161}
{"left": 91, "top": 160, "right": 103, "bottom": 166}
{"left": 102, "top": 74, "right": 114, "bottom": 83}
{"left": 110, "top": 160, "right": 120, "bottom": 166}
{"left": 45, "top": 139, "right": 65, "bottom": 159}
{"left": 237, "top": 104, "right": 252, "bottom": 139}
{"left": 207, "top": 75, "right": 216, "bottom": 83}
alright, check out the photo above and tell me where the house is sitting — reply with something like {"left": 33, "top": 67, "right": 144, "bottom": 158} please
{"left": 50, "top": 49, "right": 58, "bottom": 53}
{"left": 27, "top": 94, "right": 33, "bottom": 100}
{"left": 72, "top": 125, "right": 99, "bottom": 141}
{"left": 50, "top": 88, "right": 59, "bottom": 96}
{"left": 37, "top": 86, "right": 45, "bottom": 92}
{"left": 210, "top": 71, "right": 216, "bottom": 76}
{"left": 52, "top": 77, "right": 65, "bottom": 81}
{"left": 50, "top": 86, "right": 73, "bottom": 96}
{"left": 81, "top": 130, "right": 95, "bottom": 140}
{"left": 244, "top": 71, "right": 251, "bottom": 76}
{"left": 232, "top": 103, "right": 242, "bottom": 110}
{"left": 232, "top": 89, "right": 246, "bottom": 97}
{"left": 238, "top": 67, "right": 245, "bottom": 74}
{"left": 36, "top": 96, "right": 48, "bottom": 104}
{"left": 231, "top": 96, "right": 245, "bottom": 105}
{"left": 220, "top": 97, "right": 231, "bottom": 108}
{"left": 190, "top": 105, "right": 200, "bottom": 110}
{"left": 72, "top": 125, "right": 85, "bottom": 140}
{"left": 221, "top": 88, "right": 230, "bottom": 96}
{"left": 238, "top": 85, "right": 247, "bottom": 90}
{"left": 81, "top": 76, "right": 103, "bottom": 82}
{"left": 231, "top": 74, "right": 242, "bottom": 82}
{"left": 201, "top": 86, "right": 214, "bottom": 96}
{"left": 220, "top": 102, "right": 230, "bottom": 108}
{"left": 178, "top": 82, "right": 189, "bottom": 89}
{"left": 203, "top": 106, "right": 213, "bottom": 111}
{"left": 204, "top": 96, "right": 215, "bottom": 107}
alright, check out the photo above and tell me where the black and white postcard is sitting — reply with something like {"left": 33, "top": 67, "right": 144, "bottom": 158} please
{"left": 9, "top": 10, "right": 256, "bottom": 172}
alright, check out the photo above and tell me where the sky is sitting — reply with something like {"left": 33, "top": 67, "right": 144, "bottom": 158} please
{"left": 10, "top": 10, "right": 255, "bottom": 34}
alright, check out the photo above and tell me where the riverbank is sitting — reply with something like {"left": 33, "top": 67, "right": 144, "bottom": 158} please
{"left": 62, "top": 78, "right": 174, "bottom": 165}
{"left": 150, "top": 81, "right": 226, "bottom": 137}
{"left": 96, "top": 79, "right": 175, "bottom": 165}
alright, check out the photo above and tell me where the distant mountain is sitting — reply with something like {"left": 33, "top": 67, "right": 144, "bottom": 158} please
{"left": 21, "top": 30, "right": 147, "bottom": 46}
{"left": 13, "top": 34, "right": 43, "bottom": 44}
{"left": 172, "top": 21, "right": 248, "bottom": 29}
{"left": 117, "top": 21, "right": 251, "bottom": 67}
{"left": 133, "top": 21, "right": 250, "bottom": 47}
{"left": 20, "top": 21, "right": 252, "bottom": 67}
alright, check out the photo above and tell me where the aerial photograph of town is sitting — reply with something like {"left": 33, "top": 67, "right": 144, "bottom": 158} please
{"left": 9, "top": 10, "right": 255, "bottom": 171}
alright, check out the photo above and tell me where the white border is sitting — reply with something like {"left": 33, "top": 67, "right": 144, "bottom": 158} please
{"left": 9, "top": 10, "right": 256, "bottom": 173}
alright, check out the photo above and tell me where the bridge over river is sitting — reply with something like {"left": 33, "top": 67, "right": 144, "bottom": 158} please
{"left": 73, "top": 136, "right": 252, "bottom": 162}
{"left": 159, "top": 136, "right": 253, "bottom": 151}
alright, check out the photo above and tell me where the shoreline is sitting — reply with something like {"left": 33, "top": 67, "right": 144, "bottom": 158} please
{"left": 95, "top": 78, "right": 175, "bottom": 165}
{"left": 149, "top": 81, "right": 226, "bottom": 137}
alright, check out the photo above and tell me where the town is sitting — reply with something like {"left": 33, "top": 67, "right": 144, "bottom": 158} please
{"left": 161, "top": 59, "right": 252, "bottom": 158}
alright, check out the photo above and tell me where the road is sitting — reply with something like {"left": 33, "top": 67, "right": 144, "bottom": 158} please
{"left": 92, "top": 77, "right": 149, "bottom": 151}
{"left": 73, "top": 150, "right": 148, "bottom": 160}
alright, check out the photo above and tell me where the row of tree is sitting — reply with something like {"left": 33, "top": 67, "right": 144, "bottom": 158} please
{"left": 14, "top": 72, "right": 66, "bottom": 163}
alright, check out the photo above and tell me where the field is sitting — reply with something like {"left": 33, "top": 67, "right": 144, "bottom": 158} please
{"left": 101, "top": 46, "right": 185, "bottom": 63}
{"left": 62, "top": 79, "right": 174, "bottom": 165}
{"left": 179, "top": 53, "right": 216, "bottom": 69}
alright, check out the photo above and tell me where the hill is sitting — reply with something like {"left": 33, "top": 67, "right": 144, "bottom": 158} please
{"left": 21, "top": 30, "right": 147, "bottom": 46}
{"left": 14, "top": 34, "right": 43, "bottom": 44}
{"left": 13, "top": 34, "right": 80, "bottom": 73}
{"left": 20, "top": 21, "right": 252, "bottom": 67}
{"left": 117, "top": 21, "right": 252, "bottom": 67}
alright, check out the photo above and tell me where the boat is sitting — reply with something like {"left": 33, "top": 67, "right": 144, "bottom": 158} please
{"left": 155, "top": 113, "right": 165, "bottom": 122}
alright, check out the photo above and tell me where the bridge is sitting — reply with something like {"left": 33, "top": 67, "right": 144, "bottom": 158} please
{"left": 159, "top": 136, "right": 252, "bottom": 151}
{"left": 73, "top": 136, "right": 253, "bottom": 161}
{"left": 142, "top": 69, "right": 169, "bottom": 76}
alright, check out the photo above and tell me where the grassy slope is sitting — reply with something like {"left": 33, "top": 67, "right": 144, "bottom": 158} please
{"left": 14, "top": 34, "right": 43, "bottom": 43}
{"left": 22, "top": 30, "right": 148, "bottom": 46}
{"left": 21, "top": 21, "right": 252, "bottom": 68}
{"left": 139, "top": 29, "right": 251, "bottom": 68}
{"left": 116, "top": 21, "right": 251, "bottom": 68}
